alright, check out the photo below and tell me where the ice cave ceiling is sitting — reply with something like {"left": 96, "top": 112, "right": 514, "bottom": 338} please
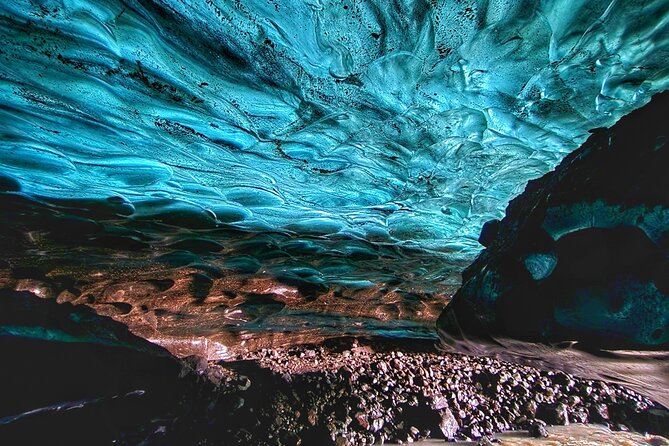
{"left": 2, "top": 0, "right": 668, "bottom": 253}
{"left": 1, "top": 1, "right": 669, "bottom": 348}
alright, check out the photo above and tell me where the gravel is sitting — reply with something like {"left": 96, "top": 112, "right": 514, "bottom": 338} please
{"left": 192, "top": 337, "right": 669, "bottom": 445}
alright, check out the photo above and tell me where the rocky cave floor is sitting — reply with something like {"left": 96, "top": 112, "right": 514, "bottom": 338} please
{"left": 2, "top": 292, "right": 668, "bottom": 445}
{"left": 185, "top": 337, "right": 669, "bottom": 445}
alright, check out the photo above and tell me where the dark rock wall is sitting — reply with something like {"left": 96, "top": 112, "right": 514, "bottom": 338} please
{"left": 0, "top": 290, "right": 228, "bottom": 445}
{"left": 438, "top": 91, "right": 669, "bottom": 351}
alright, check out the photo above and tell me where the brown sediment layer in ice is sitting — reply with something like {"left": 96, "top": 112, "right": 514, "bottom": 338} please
{"left": 0, "top": 260, "right": 453, "bottom": 359}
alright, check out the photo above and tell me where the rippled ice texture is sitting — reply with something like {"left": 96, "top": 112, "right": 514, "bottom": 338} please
{"left": 1, "top": 0, "right": 668, "bottom": 260}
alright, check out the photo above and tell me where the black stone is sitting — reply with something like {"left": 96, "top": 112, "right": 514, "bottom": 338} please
{"left": 528, "top": 422, "right": 549, "bottom": 438}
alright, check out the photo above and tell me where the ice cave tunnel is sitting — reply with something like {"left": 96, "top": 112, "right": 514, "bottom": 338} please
{"left": 0, "top": 0, "right": 668, "bottom": 444}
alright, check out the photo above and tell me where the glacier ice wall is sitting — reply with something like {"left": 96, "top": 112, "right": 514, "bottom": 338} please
{"left": 1, "top": 0, "right": 668, "bottom": 261}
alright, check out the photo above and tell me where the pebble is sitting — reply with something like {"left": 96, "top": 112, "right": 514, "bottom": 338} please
{"left": 210, "top": 339, "right": 667, "bottom": 445}
{"left": 528, "top": 423, "right": 549, "bottom": 438}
